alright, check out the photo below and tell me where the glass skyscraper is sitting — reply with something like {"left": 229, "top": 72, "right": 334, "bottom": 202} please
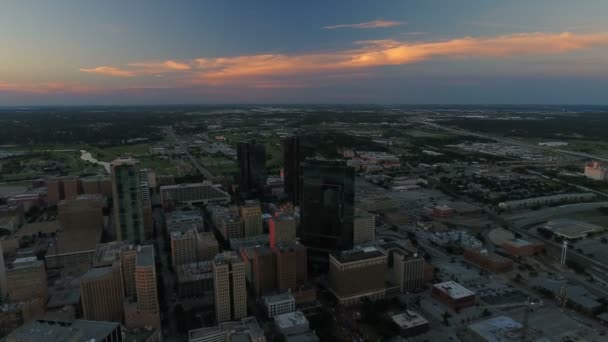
{"left": 111, "top": 158, "right": 145, "bottom": 244}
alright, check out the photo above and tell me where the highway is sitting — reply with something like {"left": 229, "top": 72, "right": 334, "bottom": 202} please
{"left": 166, "top": 127, "right": 215, "bottom": 180}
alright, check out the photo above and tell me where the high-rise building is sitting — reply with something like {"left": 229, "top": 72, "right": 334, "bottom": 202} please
{"left": 208, "top": 205, "right": 244, "bottom": 240}
{"left": 58, "top": 195, "right": 105, "bottom": 232}
{"left": 251, "top": 247, "right": 277, "bottom": 298}
{"left": 328, "top": 247, "right": 387, "bottom": 305}
{"left": 275, "top": 242, "right": 307, "bottom": 291}
{"left": 111, "top": 158, "right": 145, "bottom": 243}
{"left": 6, "top": 257, "right": 47, "bottom": 304}
{"left": 140, "top": 168, "right": 154, "bottom": 240}
{"left": 353, "top": 209, "right": 376, "bottom": 244}
{"left": 300, "top": 159, "right": 355, "bottom": 271}
{"left": 46, "top": 178, "right": 62, "bottom": 206}
{"left": 393, "top": 250, "right": 425, "bottom": 293}
{"left": 213, "top": 251, "right": 247, "bottom": 322}
{"left": 237, "top": 140, "right": 266, "bottom": 195}
{"left": 125, "top": 245, "right": 161, "bottom": 329}
{"left": 269, "top": 214, "right": 296, "bottom": 248}
{"left": 82, "top": 242, "right": 160, "bottom": 328}
{"left": 240, "top": 200, "right": 263, "bottom": 237}
{"left": 171, "top": 229, "right": 219, "bottom": 267}
{"left": 80, "top": 262, "right": 125, "bottom": 322}
{"left": 62, "top": 176, "right": 81, "bottom": 201}
{"left": 283, "top": 136, "right": 301, "bottom": 205}
{"left": 0, "top": 242, "right": 7, "bottom": 300}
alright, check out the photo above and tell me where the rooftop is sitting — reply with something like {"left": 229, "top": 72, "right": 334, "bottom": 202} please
{"left": 433, "top": 281, "right": 475, "bottom": 299}
{"left": 467, "top": 316, "right": 523, "bottom": 342}
{"left": 543, "top": 219, "right": 601, "bottom": 239}
{"left": 332, "top": 246, "right": 385, "bottom": 264}
{"left": 136, "top": 245, "right": 155, "bottom": 267}
{"left": 14, "top": 220, "right": 61, "bottom": 237}
{"left": 391, "top": 310, "right": 429, "bottom": 329}
{"left": 274, "top": 311, "right": 309, "bottom": 330}
{"left": 264, "top": 292, "right": 295, "bottom": 305}
{"left": 4, "top": 319, "right": 120, "bottom": 342}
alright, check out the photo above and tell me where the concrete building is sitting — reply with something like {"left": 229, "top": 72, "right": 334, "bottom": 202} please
{"left": 263, "top": 292, "right": 295, "bottom": 318}
{"left": 160, "top": 182, "right": 230, "bottom": 211}
{"left": 58, "top": 195, "right": 105, "bottom": 232}
{"left": 176, "top": 261, "right": 214, "bottom": 299}
{"left": 213, "top": 251, "right": 247, "bottom": 322}
{"left": 3, "top": 319, "right": 122, "bottom": 342}
{"left": 208, "top": 205, "right": 243, "bottom": 240}
{"left": 381, "top": 245, "right": 425, "bottom": 293}
{"left": 501, "top": 238, "right": 544, "bottom": 257}
{"left": 466, "top": 315, "right": 523, "bottom": 342}
{"left": 431, "top": 281, "right": 476, "bottom": 310}
{"left": 584, "top": 161, "right": 608, "bottom": 181}
{"left": 111, "top": 158, "right": 146, "bottom": 244}
{"left": 189, "top": 316, "right": 266, "bottom": 342}
{"left": 171, "top": 229, "right": 219, "bottom": 267}
{"left": 274, "top": 311, "right": 311, "bottom": 337}
{"left": 81, "top": 175, "right": 113, "bottom": 198}
{"left": 6, "top": 257, "right": 47, "bottom": 304}
{"left": 241, "top": 200, "right": 263, "bottom": 237}
{"left": 124, "top": 245, "right": 161, "bottom": 329}
{"left": 391, "top": 311, "right": 430, "bottom": 338}
{"left": 275, "top": 242, "right": 307, "bottom": 291}
{"left": 251, "top": 247, "right": 277, "bottom": 298}
{"left": 353, "top": 209, "right": 375, "bottom": 244}
{"left": 80, "top": 263, "right": 125, "bottom": 322}
{"left": 269, "top": 214, "right": 296, "bottom": 248}
{"left": 328, "top": 247, "right": 387, "bottom": 305}
{"left": 463, "top": 249, "right": 513, "bottom": 273}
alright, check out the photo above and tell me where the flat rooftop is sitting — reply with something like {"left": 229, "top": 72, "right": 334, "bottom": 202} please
{"left": 274, "top": 311, "right": 309, "bottom": 329}
{"left": 264, "top": 292, "right": 295, "bottom": 305}
{"left": 136, "top": 245, "right": 155, "bottom": 267}
{"left": 433, "top": 281, "right": 475, "bottom": 299}
{"left": 543, "top": 219, "right": 602, "bottom": 239}
{"left": 467, "top": 315, "right": 523, "bottom": 342}
{"left": 332, "top": 247, "right": 385, "bottom": 263}
{"left": 14, "top": 220, "right": 61, "bottom": 237}
{"left": 46, "top": 222, "right": 103, "bottom": 257}
{"left": 94, "top": 241, "right": 132, "bottom": 266}
{"left": 391, "top": 310, "right": 429, "bottom": 329}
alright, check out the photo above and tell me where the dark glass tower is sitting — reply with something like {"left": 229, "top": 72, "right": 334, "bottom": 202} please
{"left": 283, "top": 136, "right": 300, "bottom": 205}
{"left": 237, "top": 140, "right": 266, "bottom": 195}
{"left": 299, "top": 159, "right": 355, "bottom": 271}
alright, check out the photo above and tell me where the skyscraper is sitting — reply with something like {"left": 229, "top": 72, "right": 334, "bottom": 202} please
{"left": 299, "top": 159, "right": 355, "bottom": 271}
{"left": 283, "top": 136, "right": 300, "bottom": 205}
{"left": 213, "top": 251, "right": 247, "bottom": 322}
{"left": 111, "top": 158, "right": 145, "bottom": 244}
{"left": 240, "top": 200, "right": 263, "bottom": 237}
{"left": 237, "top": 140, "right": 266, "bottom": 195}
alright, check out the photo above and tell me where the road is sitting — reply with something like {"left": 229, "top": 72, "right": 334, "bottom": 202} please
{"left": 166, "top": 127, "right": 215, "bottom": 179}
{"left": 153, "top": 206, "right": 181, "bottom": 342}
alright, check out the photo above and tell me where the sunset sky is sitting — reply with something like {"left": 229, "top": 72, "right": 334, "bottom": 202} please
{"left": 2, "top": 0, "right": 608, "bottom": 105}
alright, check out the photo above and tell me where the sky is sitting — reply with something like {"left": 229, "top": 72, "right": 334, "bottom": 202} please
{"left": 2, "top": 0, "right": 608, "bottom": 105}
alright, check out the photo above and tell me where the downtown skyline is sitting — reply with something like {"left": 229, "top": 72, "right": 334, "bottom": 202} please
{"left": 2, "top": 0, "right": 608, "bottom": 105}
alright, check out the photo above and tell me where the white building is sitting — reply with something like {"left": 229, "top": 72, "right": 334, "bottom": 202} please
{"left": 584, "top": 161, "right": 608, "bottom": 181}
{"left": 263, "top": 292, "right": 295, "bottom": 318}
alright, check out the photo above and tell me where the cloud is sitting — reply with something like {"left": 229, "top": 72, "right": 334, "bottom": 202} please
{"left": 128, "top": 60, "right": 191, "bottom": 72}
{"left": 0, "top": 81, "right": 101, "bottom": 94}
{"left": 324, "top": 20, "right": 405, "bottom": 30}
{"left": 79, "top": 66, "right": 135, "bottom": 77}
{"left": 78, "top": 32, "right": 608, "bottom": 85}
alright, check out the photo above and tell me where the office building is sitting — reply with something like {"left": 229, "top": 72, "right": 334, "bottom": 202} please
{"left": 283, "top": 135, "right": 301, "bottom": 205}
{"left": 328, "top": 247, "right": 387, "bottom": 305}
{"left": 237, "top": 140, "right": 266, "bottom": 194}
{"left": 57, "top": 195, "right": 105, "bottom": 232}
{"left": 274, "top": 311, "right": 311, "bottom": 337}
{"left": 160, "top": 182, "right": 230, "bottom": 210}
{"left": 379, "top": 243, "right": 425, "bottom": 293}
{"left": 46, "top": 178, "right": 62, "bottom": 206}
{"left": 431, "top": 281, "right": 476, "bottom": 310}
{"left": 241, "top": 200, "right": 263, "bottom": 237}
{"left": 189, "top": 317, "right": 266, "bottom": 342}
{"left": 391, "top": 311, "right": 430, "bottom": 338}
{"left": 80, "top": 263, "right": 125, "bottom": 322}
{"left": 111, "top": 158, "right": 146, "bottom": 243}
{"left": 213, "top": 251, "right": 247, "bottom": 322}
{"left": 269, "top": 214, "right": 296, "bottom": 248}
{"left": 3, "top": 319, "right": 123, "bottom": 342}
{"left": 62, "top": 176, "right": 80, "bottom": 201}
{"left": 6, "top": 257, "right": 47, "bottom": 304}
{"left": 124, "top": 245, "right": 161, "bottom": 329}
{"left": 264, "top": 292, "right": 295, "bottom": 318}
{"left": 208, "top": 205, "right": 243, "bottom": 240}
{"left": 171, "top": 229, "right": 219, "bottom": 267}
{"left": 176, "top": 261, "right": 214, "bottom": 299}
{"left": 275, "top": 242, "right": 307, "bottom": 291}
{"left": 300, "top": 159, "right": 355, "bottom": 271}
{"left": 463, "top": 249, "right": 513, "bottom": 273}
{"left": 353, "top": 209, "right": 375, "bottom": 244}
{"left": 81, "top": 176, "right": 112, "bottom": 197}
{"left": 251, "top": 247, "right": 277, "bottom": 297}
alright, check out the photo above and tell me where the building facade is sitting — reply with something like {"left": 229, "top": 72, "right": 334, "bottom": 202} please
{"left": 111, "top": 158, "right": 146, "bottom": 243}
{"left": 213, "top": 252, "right": 247, "bottom": 322}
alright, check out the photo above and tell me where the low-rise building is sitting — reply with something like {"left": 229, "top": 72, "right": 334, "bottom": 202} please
{"left": 263, "top": 292, "right": 295, "bottom": 318}
{"left": 501, "top": 238, "right": 544, "bottom": 257}
{"left": 463, "top": 249, "right": 513, "bottom": 273}
{"left": 431, "top": 281, "right": 476, "bottom": 310}
{"left": 391, "top": 311, "right": 430, "bottom": 338}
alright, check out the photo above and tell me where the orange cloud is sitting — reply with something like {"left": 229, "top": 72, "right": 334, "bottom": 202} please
{"left": 0, "top": 81, "right": 101, "bottom": 94}
{"left": 79, "top": 66, "right": 135, "bottom": 77}
{"left": 79, "top": 32, "right": 608, "bottom": 85}
{"left": 128, "top": 60, "right": 191, "bottom": 72}
{"left": 324, "top": 20, "right": 406, "bottom": 30}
